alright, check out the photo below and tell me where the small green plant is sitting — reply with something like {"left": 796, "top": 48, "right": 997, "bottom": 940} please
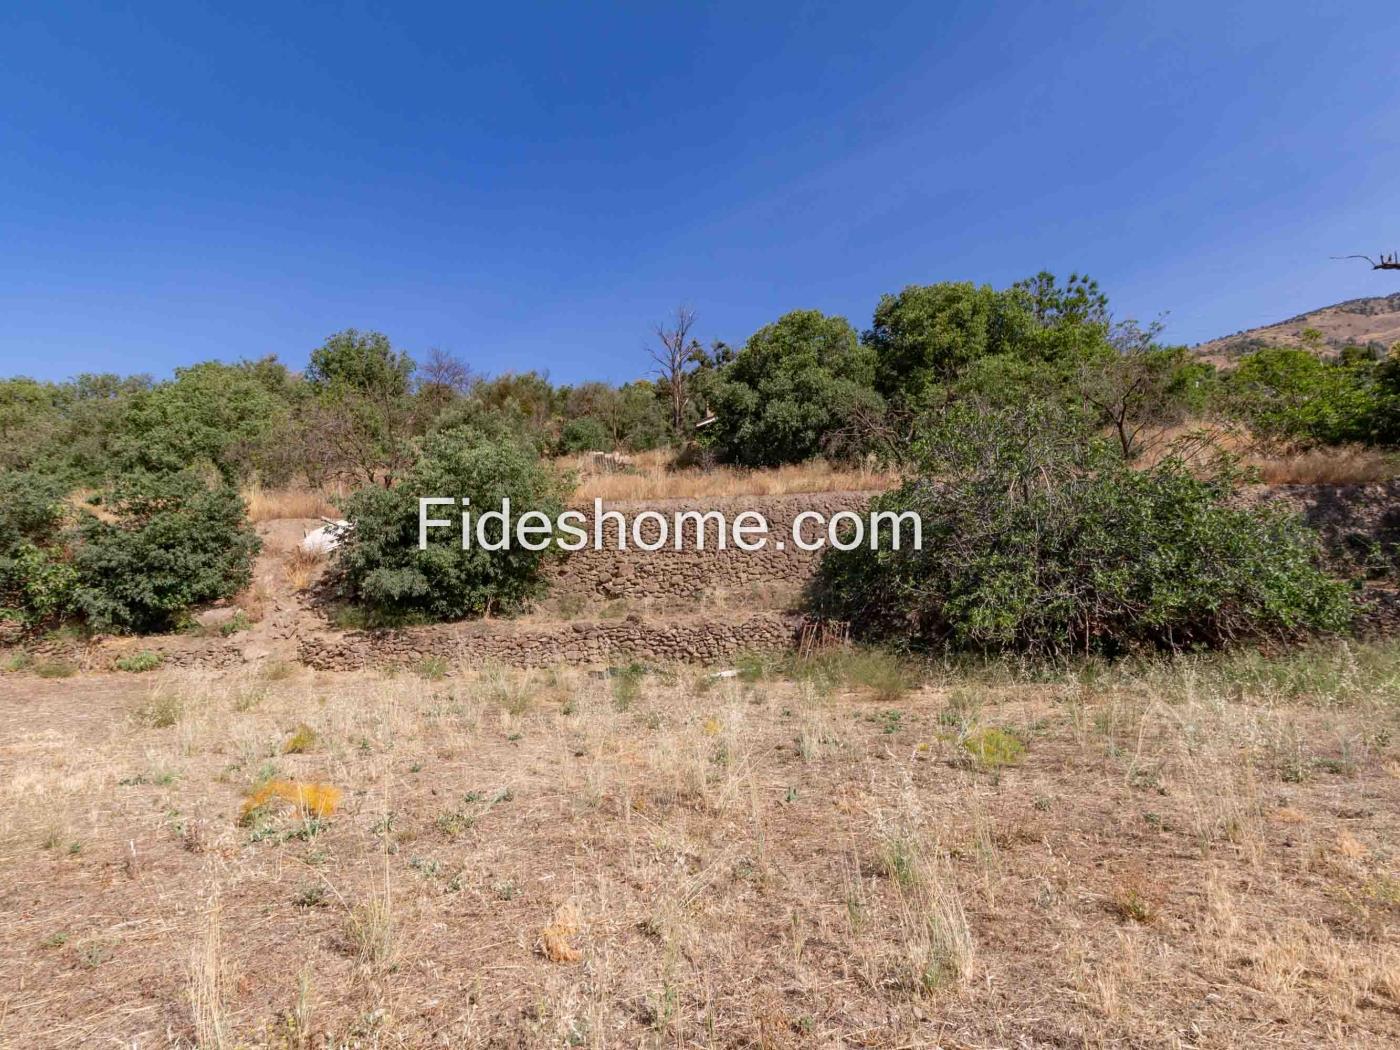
{"left": 4, "top": 650, "right": 33, "bottom": 672}
{"left": 77, "top": 938, "right": 115, "bottom": 968}
{"left": 293, "top": 884, "right": 328, "bottom": 908}
{"left": 115, "top": 650, "right": 163, "bottom": 673}
{"left": 260, "top": 660, "right": 295, "bottom": 682}
{"left": 435, "top": 810, "right": 474, "bottom": 837}
{"left": 611, "top": 663, "right": 644, "bottom": 710}
{"left": 135, "top": 691, "right": 184, "bottom": 728}
{"left": 345, "top": 898, "right": 395, "bottom": 967}
{"left": 880, "top": 833, "right": 921, "bottom": 891}
{"left": 281, "top": 723, "right": 317, "bottom": 754}
{"left": 34, "top": 660, "right": 77, "bottom": 679}
{"left": 415, "top": 656, "right": 449, "bottom": 680}
{"left": 219, "top": 610, "right": 251, "bottom": 636}
{"left": 960, "top": 726, "right": 1025, "bottom": 769}
{"left": 1108, "top": 884, "right": 1157, "bottom": 924}
{"left": 492, "top": 878, "right": 517, "bottom": 900}
{"left": 233, "top": 686, "right": 266, "bottom": 712}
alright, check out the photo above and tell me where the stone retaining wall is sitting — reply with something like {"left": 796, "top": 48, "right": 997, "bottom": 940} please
{"left": 540, "top": 492, "right": 875, "bottom": 607}
{"left": 297, "top": 612, "right": 801, "bottom": 671}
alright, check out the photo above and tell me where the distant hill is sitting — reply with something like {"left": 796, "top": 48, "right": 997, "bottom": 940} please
{"left": 1193, "top": 293, "right": 1400, "bottom": 364}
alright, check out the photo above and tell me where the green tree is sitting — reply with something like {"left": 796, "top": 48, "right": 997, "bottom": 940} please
{"left": 304, "top": 329, "right": 419, "bottom": 486}
{"left": 112, "top": 361, "right": 289, "bottom": 482}
{"left": 1077, "top": 321, "right": 1217, "bottom": 459}
{"left": 336, "top": 428, "right": 568, "bottom": 622}
{"left": 704, "top": 310, "right": 881, "bottom": 467}
{"left": 0, "top": 471, "right": 78, "bottom": 626}
{"left": 72, "top": 471, "right": 260, "bottom": 633}
{"left": 1226, "top": 347, "right": 1376, "bottom": 445}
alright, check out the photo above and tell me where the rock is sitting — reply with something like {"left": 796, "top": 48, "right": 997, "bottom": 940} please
{"left": 195, "top": 607, "right": 241, "bottom": 629}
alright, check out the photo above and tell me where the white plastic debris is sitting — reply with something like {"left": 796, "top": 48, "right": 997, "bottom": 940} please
{"left": 301, "top": 519, "right": 351, "bottom": 554}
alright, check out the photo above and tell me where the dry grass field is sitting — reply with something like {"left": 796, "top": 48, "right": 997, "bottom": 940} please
{"left": 2, "top": 643, "right": 1398, "bottom": 1048}
{"left": 237, "top": 436, "right": 1399, "bottom": 524}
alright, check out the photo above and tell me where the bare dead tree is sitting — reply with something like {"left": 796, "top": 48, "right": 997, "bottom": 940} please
{"left": 1333, "top": 253, "right": 1400, "bottom": 270}
{"left": 647, "top": 306, "right": 702, "bottom": 439}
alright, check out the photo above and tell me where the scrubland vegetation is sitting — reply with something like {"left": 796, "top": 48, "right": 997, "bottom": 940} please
{"left": 3, "top": 272, "right": 1399, "bottom": 644}
{"left": 2, "top": 274, "right": 1400, "bottom": 1046}
{"left": 1, "top": 642, "right": 1397, "bottom": 1046}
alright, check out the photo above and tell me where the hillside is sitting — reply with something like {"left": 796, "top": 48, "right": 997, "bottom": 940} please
{"left": 1193, "top": 292, "right": 1400, "bottom": 363}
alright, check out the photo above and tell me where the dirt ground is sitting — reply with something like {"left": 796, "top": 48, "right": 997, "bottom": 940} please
{"left": 0, "top": 643, "right": 1397, "bottom": 1049}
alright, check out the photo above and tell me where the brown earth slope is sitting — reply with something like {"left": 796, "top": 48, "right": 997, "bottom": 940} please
{"left": 1194, "top": 292, "right": 1400, "bottom": 364}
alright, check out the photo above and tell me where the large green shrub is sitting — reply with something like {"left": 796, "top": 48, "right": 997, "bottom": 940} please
{"left": 556, "top": 416, "right": 613, "bottom": 454}
{"left": 703, "top": 310, "right": 882, "bottom": 467}
{"left": 71, "top": 471, "right": 260, "bottom": 633}
{"left": 814, "top": 404, "right": 1351, "bottom": 655}
{"left": 0, "top": 472, "right": 78, "bottom": 625}
{"left": 336, "top": 428, "right": 567, "bottom": 622}
{"left": 1225, "top": 347, "right": 1376, "bottom": 446}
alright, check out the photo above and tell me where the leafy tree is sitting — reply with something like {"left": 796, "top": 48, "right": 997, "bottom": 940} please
{"left": 556, "top": 416, "right": 613, "bottom": 453}
{"left": 1370, "top": 344, "right": 1400, "bottom": 443}
{"left": 304, "top": 329, "right": 419, "bottom": 486}
{"left": 1226, "top": 347, "right": 1376, "bottom": 445}
{"left": 814, "top": 402, "right": 1350, "bottom": 655}
{"left": 71, "top": 471, "right": 260, "bottom": 633}
{"left": 864, "top": 274, "right": 1112, "bottom": 417}
{"left": 0, "top": 378, "right": 63, "bottom": 471}
{"left": 336, "top": 427, "right": 567, "bottom": 622}
{"left": 865, "top": 282, "right": 1012, "bottom": 408}
{"left": 0, "top": 471, "right": 78, "bottom": 625}
{"left": 704, "top": 310, "right": 882, "bottom": 467}
{"left": 111, "top": 361, "right": 289, "bottom": 482}
{"left": 1076, "top": 321, "right": 1217, "bottom": 459}
{"left": 1011, "top": 270, "right": 1109, "bottom": 328}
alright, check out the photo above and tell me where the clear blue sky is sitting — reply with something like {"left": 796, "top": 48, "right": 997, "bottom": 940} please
{"left": 3, "top": 2, "right": 1399, "bottom": 384}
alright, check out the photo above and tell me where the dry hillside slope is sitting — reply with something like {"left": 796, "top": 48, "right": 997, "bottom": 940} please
{"left": 1194, "top": 292, "right": 1400, "bottom": 364}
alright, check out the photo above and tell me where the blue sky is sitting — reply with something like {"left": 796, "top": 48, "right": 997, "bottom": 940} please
{"left": 2, "top": 2, "right": 1398, "bottom": 384}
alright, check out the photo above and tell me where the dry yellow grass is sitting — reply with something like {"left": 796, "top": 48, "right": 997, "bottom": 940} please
{"left": 1133, "top": 422, "right": 1399, "bottom": 485}
{"left": 1246, "top": 445, "right": 1400, "bottom": 485}
{"left": 239, "top": 779, "right": 343, "bottom": 823}
{"left": 569, "top": 449, "right": 896, "bottom": 501}
{"left": 5, "top": 642, "right": 1398, "bottom": 1045}
{"left": 282, "top": 546, "right": 324, "bottom": 592}
{"left": 241, "top": 484, "right": 342, "bottom": 523}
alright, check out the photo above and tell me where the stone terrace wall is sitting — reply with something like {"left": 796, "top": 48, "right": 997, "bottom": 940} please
{"left": 540, "top": 492, "right": 876, "bottom": 608}
{"left": 298, "top": 612, "right": 800, "bottom": 671}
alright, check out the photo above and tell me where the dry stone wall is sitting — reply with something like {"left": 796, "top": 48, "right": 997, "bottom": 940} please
{"left": 16, "top": 484, "right": 1398, "bottom": 674}
{"left": 541, "top": 492, "right": 876, "bottom": 608}
{"left": 297, "top": 612, "right": 800, "bottom": 671}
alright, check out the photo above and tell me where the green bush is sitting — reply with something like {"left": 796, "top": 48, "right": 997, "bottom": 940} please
{"left": 72, "top": 471, "right": 260, "bottom": 633}
{"left": 0, "top": 472, "right": 78, "bottom": 626}
{"left": 114, "top": 650, "right": 163, "bottom": 673}
{"left": 703, "top": 309, "right": 882, "bottom": 466}
{"left": 813, "top": 403, "right": 1352, "bottom": 655}
{"left": 556, "top": 416, "right": 613, "bottom": 454}
{"left": 336, "top": 427, "right": 567, "bottom": 622}
{"left": 1224, "top": 347, "right": 1376, "bottom": 445}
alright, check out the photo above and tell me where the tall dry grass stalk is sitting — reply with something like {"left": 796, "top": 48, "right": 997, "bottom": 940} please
{"left": 189, "top": 888, "right": 228, "bottom": 1050}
